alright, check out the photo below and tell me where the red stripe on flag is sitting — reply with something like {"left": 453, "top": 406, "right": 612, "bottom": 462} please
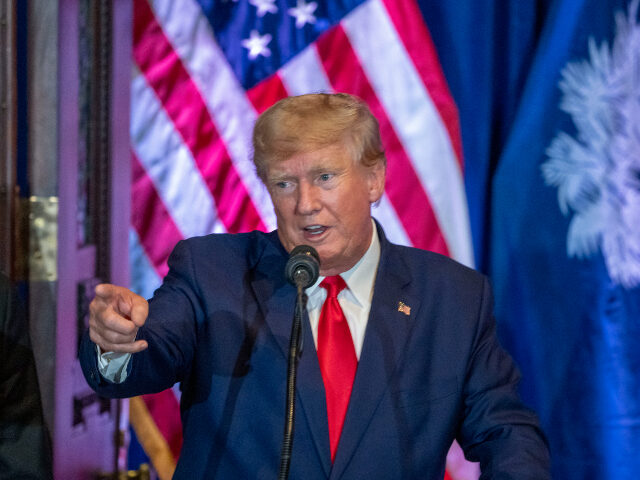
{"left": 247, "top": 74, "right": 289, "bottom": 114}
{"left": 133, "top": 0, "right": 265, "bottom": 234}
{"left": 132, "top": 152, "right": 183, "bottom": 277}
{"left": 316, "top": 25, "right": 449, "bottom": 255}
{"left": 381, "top": 0, "right": 464, "bottom": 170}
{"left": 142, "top": 390, "right": 183, "bottom": 461}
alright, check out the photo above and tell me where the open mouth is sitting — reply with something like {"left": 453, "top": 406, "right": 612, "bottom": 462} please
{"left": 303, "top": 225, "right": 328, "bottom": 238}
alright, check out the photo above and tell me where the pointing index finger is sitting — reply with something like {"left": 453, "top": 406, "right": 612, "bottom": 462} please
{"left": 94, "top": 283, "right": 118, "bottom": 301}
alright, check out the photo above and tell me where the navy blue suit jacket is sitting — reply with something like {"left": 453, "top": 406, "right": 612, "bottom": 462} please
{"left": 81, "top": 223, "right": 549, "bottom": 479}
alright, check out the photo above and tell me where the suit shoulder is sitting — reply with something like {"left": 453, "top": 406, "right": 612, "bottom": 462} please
{"left": 394, "top": 244, "right": 480, "bottom": 273}
{"left": 175, "top": 230, "right": 276, "bottom": 261}
{"left": 180, "top": 229, "right": 265, "bottom": 247}
{"left": 390, "top": 244, "right": 486, "bottom": 289}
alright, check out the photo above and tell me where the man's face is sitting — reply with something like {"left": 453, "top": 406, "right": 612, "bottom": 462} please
{"left": 265, "top": 144, "right": 385, "bottom": 276}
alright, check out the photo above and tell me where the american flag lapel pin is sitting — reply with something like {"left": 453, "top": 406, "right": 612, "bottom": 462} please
{"left": 397, "top": 301, "right": 411, "bottom": 316}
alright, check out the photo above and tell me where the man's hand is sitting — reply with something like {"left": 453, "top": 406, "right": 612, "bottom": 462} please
{"left": 89, "top": 284, "right": 149, "bottom": 354}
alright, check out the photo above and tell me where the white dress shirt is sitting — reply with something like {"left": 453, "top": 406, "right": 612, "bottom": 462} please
{"left": 99, "top": 220, "right": 380, "bottom": 380}
{"left": 305, "top": 223, "right": 380, "bottom": 359}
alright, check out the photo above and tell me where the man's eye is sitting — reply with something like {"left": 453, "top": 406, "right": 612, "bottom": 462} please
{"left": 275, "top": 181, "right": 290, "bottom": 189}
{"left": 319, "top": 173, "right": 333, "bottom": 182}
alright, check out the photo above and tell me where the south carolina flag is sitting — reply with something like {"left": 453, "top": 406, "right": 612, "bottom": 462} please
{"left": 490, "top": 0, "right": 640, "bottom": 478}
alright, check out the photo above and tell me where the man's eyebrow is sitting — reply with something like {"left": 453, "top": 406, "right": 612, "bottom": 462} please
{"left": 267, "top": 172, "right": 295, "bottom": 182}
{"left": 308, "top": 164, "right": 345, "bottom": 175}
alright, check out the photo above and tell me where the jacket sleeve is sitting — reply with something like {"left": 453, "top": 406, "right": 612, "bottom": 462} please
{"left": 457, "top": 277, "right": 551, "bottom": 479}
{"left": 80, "top": 239, "right": 202, "bottom": 398}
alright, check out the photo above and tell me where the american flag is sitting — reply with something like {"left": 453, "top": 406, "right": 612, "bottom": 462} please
{"left": 128, "top": 0, "right": 477, "bottom": 478}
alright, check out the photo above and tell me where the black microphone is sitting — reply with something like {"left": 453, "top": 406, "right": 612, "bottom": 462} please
{"left": 285, "top": 245, "right": 320, "bottom": 289}
{"left": 279, "top": 245, "right": 320, "bottom": 479}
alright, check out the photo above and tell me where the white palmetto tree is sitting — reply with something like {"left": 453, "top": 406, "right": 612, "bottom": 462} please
{"left": 542, "top": 0, "right": 640, "bottom": 289}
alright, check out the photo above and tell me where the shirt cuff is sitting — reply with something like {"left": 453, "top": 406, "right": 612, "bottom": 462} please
{"left": 96, "top": 345, "right": 132, "bottom": 383}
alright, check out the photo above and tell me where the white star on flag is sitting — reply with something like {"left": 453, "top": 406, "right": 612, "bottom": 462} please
{"left": 241, "top": 30, "right": 272, "bottom": 60}
{"left": 288, "top": 0, "right": 317, "bottom": 28}
{"left": 249, "top": 0, "right": 278, "bottom": 17}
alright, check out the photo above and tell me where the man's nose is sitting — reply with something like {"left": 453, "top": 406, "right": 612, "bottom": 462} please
{"left": 296, "top": 182, "right": 321, "bottom": 215}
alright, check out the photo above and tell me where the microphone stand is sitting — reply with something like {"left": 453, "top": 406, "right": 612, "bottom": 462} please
{"left": 279, "top": 244, "right": 318, "bottom": 479}
{"left": 278, "top": 284, "right": 307, "bottom": 480}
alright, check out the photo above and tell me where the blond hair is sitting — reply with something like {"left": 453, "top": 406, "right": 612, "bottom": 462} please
{"left": 252, "top": 93, "right": 386, "bottom": 180}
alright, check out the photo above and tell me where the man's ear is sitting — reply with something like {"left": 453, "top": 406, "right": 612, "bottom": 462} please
{"left": 367, "top": 161, "right": 386, "bottom": 203}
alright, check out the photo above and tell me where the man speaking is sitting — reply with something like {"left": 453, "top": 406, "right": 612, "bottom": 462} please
{"left": 81, "top": 93, "right": 550, "bottom": 479}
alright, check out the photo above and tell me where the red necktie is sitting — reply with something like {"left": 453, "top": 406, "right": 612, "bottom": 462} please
{"left": 317, "top": 275, "right": 357, "bottom": 461}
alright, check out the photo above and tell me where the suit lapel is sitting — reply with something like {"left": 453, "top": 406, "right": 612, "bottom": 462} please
{"left": 296, "top": 311, "right": 332, "bottom": 475}
{"left": 250, "top": 232, "right": 332, "bottom": 475}
{"left": 250, "top": 233, "right": 295, "bottom": 360}
{"left": 330, "top": 229, "right": 421, "bottom": 478}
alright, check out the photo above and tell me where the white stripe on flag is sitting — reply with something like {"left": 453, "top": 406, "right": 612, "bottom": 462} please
{"left": 151, "top": 0, "right": 276, "bottom": 230}
{"left": 129, "top": 227, "right": 162, "bottom": 299}
{"left": 343, "top": 0, "right": 474, "bottom": 266}
{"left": 131, "top": 70, "right": 226, "bottom": 239}
{"left": 371, "top": 196, "right": 412, "bottom": 247}
{"left": 279, "top": 44, "right": 333, "bottom": 95}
